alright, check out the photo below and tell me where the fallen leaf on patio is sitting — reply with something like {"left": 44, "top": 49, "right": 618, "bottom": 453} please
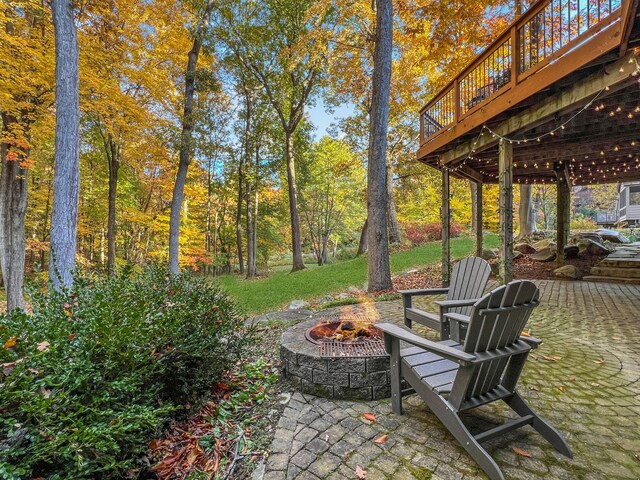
{"left": 528, "top": 386, "right": 539, "bottom": 391}
{"left": 363, "top": 413, "right": 377, "bottom": 422}
{"left": 542, "top": 356, "right": 559, "bottom": 361}
{"left": 355, "top": 465, "right": 366, "bottom": 479}
{"left": 325, "top": 434, "right": 329, "bottom": 442}
{"left": 558, "top": 386, "right": 565, "bottom": 393}
{"left": 520, "top": 330, "right": 531, "bottom": 337}
{"left": 591, "top": 382, "right": 600, "bottom": 387}
{"left": 568, "top": 375, "right": 576, "bottom": 382}
{"left": 593, "top": 358, "right": 605, "bottom": 364}
{"left": 3, "top": 337, "right": 17, "bottom": 349}
{"left": 37, "top": 341, "right": 50, "bottom": 351}
{"left": 612, "top": 336, "right": 621, "bottom": 341}
{"left": 374, "top": 435, "right": 388, "bottom": 444}
{"left": 512, "top": 447, "right": 531, "bottom": 457}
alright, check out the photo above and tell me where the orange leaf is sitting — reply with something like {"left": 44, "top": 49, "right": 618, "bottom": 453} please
{"left": 542, "top": 355, "right": 561, "bottom": 361}
{"left": 374, "top": 435, "right": 388, "bottom": 444}
{"left": 520, "top": 330, "right": 531, "bottom": 337}
{"left": 363, "top": 412, "right": 377, "bottom": 422}
{"left": 3, "top": 337, "right": 17, "bottom": 349}
{"left": 355, "top": 465, "right": 366, "bottom": 479}
{"left": 512, "top": 447, "right": 531, "bottom": 457}
{"left": 68, "top": 333, "right": 77, "bottom": 341}
{"left": 37, "top": 341, "right": 50, "bottom": 352}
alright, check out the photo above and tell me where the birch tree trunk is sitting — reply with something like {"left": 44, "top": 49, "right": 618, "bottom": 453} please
{"left": 168, "top": 0, "right": 215, "bottom": 275}
{"left": 49, "top": 0, "right": 80, "bottom": 289}
{"left": 366, "top": 0, "right": 393, "bottom": 293}
{"left": 0, "top": 115, "right": 28, "bottom": 310}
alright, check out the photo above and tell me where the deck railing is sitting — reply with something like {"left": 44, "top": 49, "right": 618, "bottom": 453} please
{"left": 420, "top": 0, "right": 625, "bottom": 145}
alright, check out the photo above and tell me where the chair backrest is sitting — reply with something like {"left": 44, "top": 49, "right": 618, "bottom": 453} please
{"left": 458, "top": 281, "right": 540, "bottom": 401}
{"left": 446, "top": 257, "right": 492, "bottom": 316}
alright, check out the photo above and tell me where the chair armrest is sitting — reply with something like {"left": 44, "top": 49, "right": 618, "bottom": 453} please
{"left": 520, "top": 335, "right": 543, "bottom": 348}
{"left": 377, "top": 323, "right": 476, "bottom": 365}
{"left": 443, "top": 312, "right": 470, "bottom": 324}
{"left": 434, "top": 299, "right": 478, "bottom": 309}
{"left": 398, "top": 288, "right": 449, "bottom": 297}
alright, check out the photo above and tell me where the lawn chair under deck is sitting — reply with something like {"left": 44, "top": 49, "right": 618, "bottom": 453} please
{"left": 401, "top": 256, "right": 491, "bottom": 341}
{"left": 379, "top": 280, "right": 572, "bottom": 480}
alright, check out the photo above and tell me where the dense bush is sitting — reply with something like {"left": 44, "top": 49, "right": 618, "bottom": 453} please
{"left": 403, "top": 222, "right": 464, "bottom": 245}
{"left": 0, "top": 265, "right": 248, "bottom": 479}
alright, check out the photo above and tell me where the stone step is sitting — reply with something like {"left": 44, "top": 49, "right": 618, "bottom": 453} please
{"left": 583, "top": 275, "right": 640, "bottom": 284}
{"left": 599, "top": 258, "right": 640, "bottom": 268}
{"left": 590, "top": 266, "right": 640, "bottom": 278}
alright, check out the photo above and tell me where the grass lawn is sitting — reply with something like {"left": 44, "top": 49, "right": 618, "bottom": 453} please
{"left": 218, "top": 235, "right": 499, "bottom": 314}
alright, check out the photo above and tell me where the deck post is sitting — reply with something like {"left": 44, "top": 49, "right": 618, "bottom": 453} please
{"left": 473, "top": 181, "right": 483, "bottom": 258}
{"left": 555, "top": 164, "right": 571, "bottom": 266}
{"left": 498, "top": 140, "right": 513, "bottom": 284}
{"left": 442, "top": 167, "right": 451, "bottom": 286}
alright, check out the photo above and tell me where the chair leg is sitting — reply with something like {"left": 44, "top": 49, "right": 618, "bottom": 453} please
{"left": 389, "top": 338, "right": 403, "bottom": 415}
{"left": 427, "top": 396, "right": 506, "bottom": 480}
{"left": 504, "top": 392, "right": 573, "bottom": 458}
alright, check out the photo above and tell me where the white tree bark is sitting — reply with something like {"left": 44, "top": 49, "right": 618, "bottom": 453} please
{"left": 366, "top": 0, "right": 393, "bottom": 293}
{"left": 49, "top": 0, "right": 80, "bottom": 289}
{"left": 517, "top": 184, "right": 538, "bottom": 240}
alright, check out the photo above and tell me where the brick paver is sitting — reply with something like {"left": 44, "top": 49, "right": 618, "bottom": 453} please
{"left": 260, "top": 280, "right": 640, "bottom": 480}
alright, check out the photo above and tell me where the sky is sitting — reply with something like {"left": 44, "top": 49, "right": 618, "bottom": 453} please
{"left": 308, "top": 98, "right": 355, "bottom": 139}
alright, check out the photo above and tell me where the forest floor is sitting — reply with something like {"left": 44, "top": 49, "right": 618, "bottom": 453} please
{"left": 218, "top": 235, "right": 500, "bottom": 315}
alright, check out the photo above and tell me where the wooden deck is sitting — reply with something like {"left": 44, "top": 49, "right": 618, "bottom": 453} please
{"left": 417, "top": 0, "right": 640, "bottom": 186}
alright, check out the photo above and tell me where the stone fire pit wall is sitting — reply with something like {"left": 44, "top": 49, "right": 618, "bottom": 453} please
{"left": 280, "top": 318, "right": 391, "bottom": 401}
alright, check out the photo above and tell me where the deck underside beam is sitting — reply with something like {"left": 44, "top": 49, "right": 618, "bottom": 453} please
{"left": 436, "top": 51, "right": 640, "bottom": 166}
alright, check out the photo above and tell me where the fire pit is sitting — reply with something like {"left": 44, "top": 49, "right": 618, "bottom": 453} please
{"left": 280, "top": 314, "right": 391, "bottom": 400}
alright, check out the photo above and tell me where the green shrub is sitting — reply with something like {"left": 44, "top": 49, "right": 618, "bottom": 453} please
{"left": 0, "top": 265, "right": 248, "bottom": 479}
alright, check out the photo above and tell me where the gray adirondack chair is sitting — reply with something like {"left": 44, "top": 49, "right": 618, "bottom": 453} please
{"left": 378, "top": 281, "right": 572, "bottom": 480}
{"left": 401, "top": 256, "right": 491, "bottom": 341}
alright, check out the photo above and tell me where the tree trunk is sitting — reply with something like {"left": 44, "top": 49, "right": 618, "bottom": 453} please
{"left": 236, "top": 160, "right": 244, "bottom": 274}
{"left": 245, "top": 178, "right": 255, "bottom": 278}
{"left": 168, "top": 0, "right": 215, "bottom": 275}
{"left": 49, "top": 0, "right": 80, "bottom": 290}
{"left": 205, "top": 160, "right": 212, "bottom": 275}
{"left": 470, "top": 181, "right": 478, "bottom": 232}
{"left": 386, "top": 158, "right": 401, "bottom": 243}
{"left": 366, "top": 0, "right": 393, "bottom": 293}
{"left": 105, "top": 135, "right": 120, "bottom": 275}
{"left": 0, "top": 115, "right": 28, "bottom": 310}
{"left": 517, "top": 184, "right": 538, "bottom": 240}
{"left": 357, "top": 217, "right": 368, "bottom": 255}
{"left": 285, "top": 131, "right": 305, "bottom": 272}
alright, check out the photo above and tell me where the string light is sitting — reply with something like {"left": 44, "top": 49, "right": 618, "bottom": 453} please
{"left": 438, "top": 57, "right": 640, "bottom": 178}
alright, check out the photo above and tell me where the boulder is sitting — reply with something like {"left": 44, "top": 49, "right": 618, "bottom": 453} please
{"left": 563, "top": 245, "right": 580, "bottom": 259}
{"left": 596, "top": 228, "right": 630, "bottom": 244}
{"left": 481, "top": 249, "right": 498, "bottom": 261}
{"left": 530, "top": 248, "right": 556, "bottom": 262}
{"left": 571, "top": 232, "right": 604, "bottom": 245}
{"left": 531, "top": 238, "right": 555, "bottom": 251}
{"left": 554, "top": 265, "right": 581, "bottom": 279}
{"left": 514, "top": 243, "right": 537, "bottom": 254}
{"left": 578, "top": 238, "right": 611, "bottom": 256}
{"left": 288, "top": 299, "right": 310, "bottom": 310}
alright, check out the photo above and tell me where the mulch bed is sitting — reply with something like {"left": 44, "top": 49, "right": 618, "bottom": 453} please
{"left": 386, "top": 253, "right": 609, "bottom": 292}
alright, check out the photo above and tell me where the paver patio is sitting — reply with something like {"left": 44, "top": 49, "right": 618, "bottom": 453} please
{"left": 257, "top": 280, "right": 640, "bottom": 480}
